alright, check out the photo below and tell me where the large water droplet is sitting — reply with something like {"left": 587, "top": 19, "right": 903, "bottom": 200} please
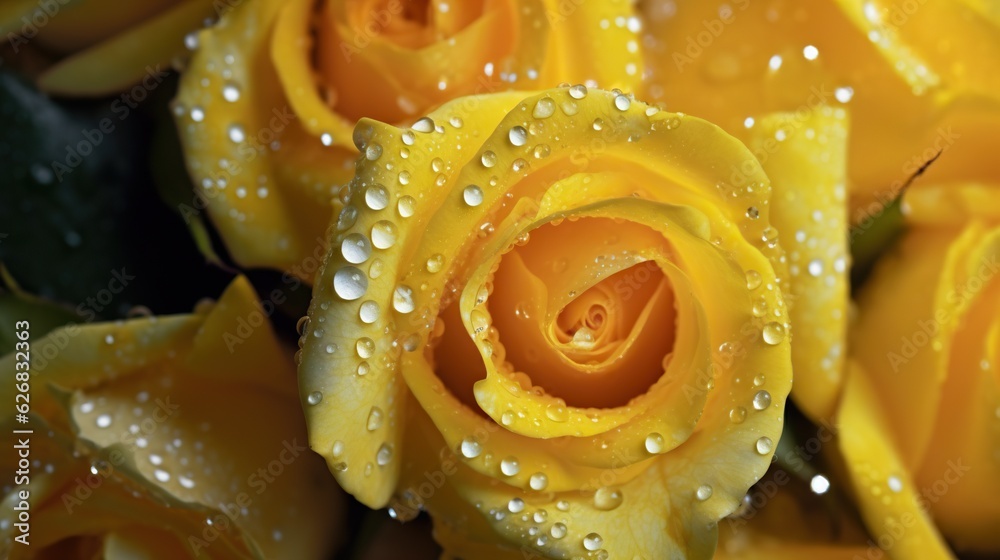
{"left": 333, "top": 267, "right": 368, "bottom": 300}
{"left": 393, "top": 285, "right": 415, "bottom": 313}
{"left": 593, "top": 487, "right": 623, "bottom": 511}
{"left": 508, "top": 126, "right": 527, "bottom": 146}
{"left": 460, "top": 437, "right": 482, "bottom": 458}
{"left": 762, "top": 322, "right": 785, "bottom": 345}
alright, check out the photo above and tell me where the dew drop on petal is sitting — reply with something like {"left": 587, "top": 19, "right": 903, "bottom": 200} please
{"left": 569, "top": 84, "right": 588, "bottom": 99}
{"left": 460, "top": 437, "right": 482, "bottom": 458}
{"left": 755, "top": 436, "right": 774, "bottom": 455}
{"left": 762, "top": 322, "right": 786, "bottom": 345}
{"left": 366, "top": 407, "right": 384, "bottom": 431}
{"left": 333, "top": 267, "right": 368, "bottom": 300}
{"left": 644, "top": 432, "right": 665, "bottom": 454}
{"left": 500, "top": 456, "right": 520, "bottom": 476}
{"left": 696, "top": 484, "right": 713, "bottom": 501}
{"left": 508, "top": 498, "right": 525, "bottom": 513}
{"left": 376, "top": 443, "right": 393, "bottom": 466}
{"left": 583, "top": 533, "right": 603, "bottom": 551}
{"left": 392, "top": 285, "right": 415, "bottom": 313}
{"left": 593, "top": 487, "right": 623, "bottom": 511}
{"left": 463, "top": 185, "right": 484, "bottom": 206}
{"left": 752, "top": 390, "right": 772, "bottom": 410}
{"left": 481, "top": 151, "right": 497, "bottom": 167}
{"left": 371, "top": 221, "right": 397, "bottom": 249}
{"left": 614, "top": 94, "right": 631, "bottom": 111}
{"left": 529, "top": 472, "right": 548, "bottom": 490}
{"left": 533, "top": 97, "right": 556, "bottom": 119}
{"left": 306, "top": 391, "right": 323, "bottom": 405}
{"left": 508, "top": 126, "right": 528, "bottom": 146}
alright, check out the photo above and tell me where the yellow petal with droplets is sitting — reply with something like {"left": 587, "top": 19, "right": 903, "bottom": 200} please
{"left": 838, "top": 360, "right": 954, "bottom": 560}
{"left": 301, "top": 88, "right": 792, "bottom": 557}
{"left": 741, "top": 107, "right": 850, "bottom": 422}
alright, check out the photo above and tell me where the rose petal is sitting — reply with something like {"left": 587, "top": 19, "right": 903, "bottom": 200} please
{"left": 741, "top": 107, "right": 850, "bottom": 422}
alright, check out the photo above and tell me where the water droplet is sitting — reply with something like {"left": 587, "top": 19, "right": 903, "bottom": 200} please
{"left": 645, "top": 433, "right": 665, "bottom": 454}
{"left": 401, "top": 130, "right": 415, "bottom": 145}
{"left": 333, "top": 266, "right": 368, "bottom": 300}
{"left": 377, "top": 443, "right": 393, "bottom": 466}
{"left": 332, "top": 440, "right": 345, "bottom": 457}
{"left": 593, "top": 487, "right": 623, "bottom": 510}
{"left": 696, "top": 484, "right": 713, "bottom": 501}
{"left": 752, "top": 390, "right": 771, "bottom": 410}
{"left": 307, "top": 391, "right": 323, "bottom": 405}
{"left": 325, "top": 344, "right": 338, "bottom": 354}
{"left": 342, "top": 234, "right": 372, "bottom": 264}
{"left": 755, "top": 436, "right": 773, "bottom": 455}
{"left": 753, "top": 374, "right": 765, "bottom": 386}
{"left": 550, "top": 522, "right": 567, "bottom": 539}
{"left": 730, "top": 407, "right": 747, "bottom": 423}
{"left": 228, "top": 124, "right": 245, "bottom": 143}
{"left": 533, "top": 97, "right": 556, "bottom": 119}
{"left": 888, "top": 475, "right": 903, "bottom": 493}
{"left": 569, "top": 84, "right": 588, "bottom": 99}
{"left": 500, "top": 457, "right": 520, "bottom": 476}
{"left": 463, "top": 185, "right": 484, "bottom": 206}
{"left": 746, "top": 206, "right": 759, "bottom": 219}
{"left": 762, "top": 322, "right": 785, "bottom": 345}
{"left": 808, "top": 259, "right": 824, "bottom": 277}
{"left": 367, "top": 407, "right": 384, "bottom": 431}
{"left": 96, "top": 414, "right": 112, "bottom": 428}
{"left": 460, "top": 437, "right": 482, "bottom": 458}
{"left": 356, "top": 337, "right": 376, "bottom": 359}
{"left": 337, "top": 206, "right": 358, "bottom": 230}
{"left": 359, "top": 301, "right": 380, "bottom": 323}
{"left": 412, "top": 117, "right": 434, "bottom": 133}
{"left": 532, "top": 144, "right": 550, "bottom": 159}
{"left": 583, "top": 533, "right": 603, "bottom": 551}
{"left": 393, "top": 285, "right": 415, "bottom": 313}
{"left": 222, "top": 82, "right": 241, "bottom": 102}
{"left": 509, "top": 126, "right": 527, "bottom": 146}
{"left": 745, "top": 270, "right": 762, "bottom": 290}
{"left": 357, "top": 362, "right": 370, "bottom": 375}
{"left": 397, "top": 196, "right": 416, "bottom": 218}
{"left": 614, "top": 94, "right": 631, "bottom": 111}
{"left": 529, "top": 472, "right": 548, "bottom": 490}
{"left": 508, "top": 498, "right": 525, "bottom": 513}
{"left": 371, "top": 221, "right": 397, "bottom": 249}
{"left": 365, "top": 185, "right": 389, "bottom": 210}
{"left": 481, "top": 151, "right": 498, "bottom": 168}
{"left": 426, "top": 254, "right": 445, "bottom": 273}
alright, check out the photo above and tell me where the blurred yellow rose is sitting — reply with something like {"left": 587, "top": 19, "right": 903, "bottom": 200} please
{"left": 0, "top": 277, "right": 343, "bottom": 559}
{"left": 842, "top": 183, "right": 1000, "bottom": 559}
{"left": 290, "top": 84, "right": 866, "bottom": 558}
{"left": 0, "top": 0, "right": 216, "bottom": 95}
{"left": 173, "top": 0, "right": 643, "bottom": 276}
{"left": 639, "top": 0, "right": 1000, "bottom": 236}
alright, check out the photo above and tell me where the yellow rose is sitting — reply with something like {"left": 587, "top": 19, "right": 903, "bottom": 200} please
{"left": 639, "top": 0, "right": 1000, "bottom": 231}
{"left": 842, "top": 183, "right": 1000, "bottom": 558}
{"left": 0, "top": 277, "right": 342, "bottom": 559}
{"left": 173, "top": 0, "right": 643, "bottom": 275}
{"left": 292, "top": 85, "right": 865, "bottom": 558}
{"left": 0, "top": 0, "right": 216, "bottom": 95}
